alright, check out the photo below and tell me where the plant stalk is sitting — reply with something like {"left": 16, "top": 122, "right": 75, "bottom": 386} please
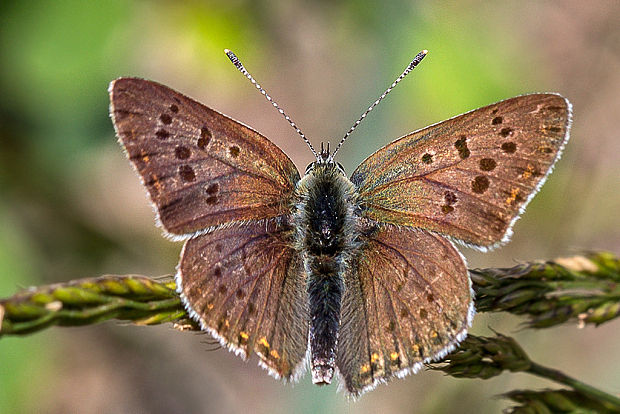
{"left": 528, "top": 361, "right": 620, "bottom": 410}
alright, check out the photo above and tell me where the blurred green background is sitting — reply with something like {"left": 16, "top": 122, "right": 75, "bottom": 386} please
{"left": 1, "top": 1, "right": 619, "bottom": 413}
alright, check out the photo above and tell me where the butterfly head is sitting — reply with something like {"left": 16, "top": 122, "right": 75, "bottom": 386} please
{"left": 304, "top": 160, "right": 346, "bottom": 177}
{"left": 305, "top": 142, "right": 346, "bottom": 176}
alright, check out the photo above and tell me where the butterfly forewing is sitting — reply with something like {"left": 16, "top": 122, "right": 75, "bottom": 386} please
{"left": 178, "top": 220, "right": 309, "bottom": 380}
{"left": 351, "top": 94, "right": 571, "bottom": 248}
{"left": 109, "top": 78, "right": 300, "bottom": 237}
{"left": 337, "top": 224, "right": 473, "bottom": 395}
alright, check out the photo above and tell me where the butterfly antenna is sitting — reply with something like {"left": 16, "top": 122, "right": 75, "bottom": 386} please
{"left": 330, "top": 50, "right": 428, "bottom": 161}
{"left": 225, "top": 49, "right": 320, "bottom": 160}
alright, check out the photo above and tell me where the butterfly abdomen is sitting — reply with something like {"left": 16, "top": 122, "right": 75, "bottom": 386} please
{"left": 293, "top": 164, "right": 360, "bottom": 385}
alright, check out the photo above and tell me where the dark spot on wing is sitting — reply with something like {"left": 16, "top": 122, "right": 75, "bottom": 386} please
{"left": 441, "top": 205, "right": 454, "bottom": 214}
{"left": 479, "top": 158, "right": 497, "bottom": 171}
{"left": 156, "top": 129, "right": 170, "bottom": 139}
{"left": 169, "top": 104, "right": 179, "bottom": 113}
{"left": 442, "top": 192, "right": 458, "bottom": 213}
{"left": 206, "top": 183, "right": 219, "bottom": 195}
{"left": 218, "top": 285, "right": 227, "bottom": 294}
{"left": 198, "top": 126, "right": 212, "bottom": 149}
{"left": 160, "top": 113, "right": 172, "bottom": 125}
{"left": 492, "top": 116, "right": 503, "bottom": 125}
{"left": 175, "top": 146, "right": 191, "bottom": 159}
{"left": 500, "top": 127, "right": 513, "bottom": 137}
{"left": 454, "top": 135, "right": 470, "bottom": 159}
{"left": 206, "top": 195, "right": 218, "bottom": 205}
{"left": 213, "top": 265, "right": 222, "bottom": 278}
{"left": 179, "top": 165, "right": 196, "bottom": 182}
{"left": 236, "top": 289, "right": 245, "bottom": 299}
{"left": 248, "top": 303, "right": 256, "bottom": 315}
{"left": 422, "top": 153, "right": 433, "bottom": 164}
{"left": 419, "top": 308, "right": 428, "bottom": 319}
{"left": 545, "top": 126, "right": 561, "bottom": 133}
{"left": 501, "top": 142, "right": 517, "bottom": 153}
{"left": 229, "top": 145, "right": 240, "bottom": 158}
{"left": 426, "top": 293, "right": 435, "bottom": 302}
{"left": 472, "top": 175, "right": 490, "bottom": 194}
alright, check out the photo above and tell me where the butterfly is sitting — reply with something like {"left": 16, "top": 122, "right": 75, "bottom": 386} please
{"left": 108, "top": 50, "right": 571, "bottom": 396}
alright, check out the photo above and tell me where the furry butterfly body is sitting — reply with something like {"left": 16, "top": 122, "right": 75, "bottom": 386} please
{"left": 109, "top": 64, "right": 570, "bottom": 395}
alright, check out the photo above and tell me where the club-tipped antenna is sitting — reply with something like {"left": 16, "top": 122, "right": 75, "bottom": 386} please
{"left": 330, "top": 50, "right": 428, "bottom": 161}
{"left": 224, "top": 49, "right": 319, "bottom": 160}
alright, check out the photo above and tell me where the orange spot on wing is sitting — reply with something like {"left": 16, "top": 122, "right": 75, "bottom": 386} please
{"left": 258, "top": 336, "right": 270, "bottom": 348}
{"left": 522, "top": 164, "right": 535, "bottom": 180}
{"left": 149, "top": 174, "right": 162, "bottom": 194}
{"left": 505, "top": 188, "right": 521, "bottom": 205}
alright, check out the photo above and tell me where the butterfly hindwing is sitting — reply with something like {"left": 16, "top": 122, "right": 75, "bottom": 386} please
{"left": 109, "top": 78, "right": 300, "bottom": 237}
{"left": 177, "top": 220, "right": 309, "bottom": 380}
{"left": 337, "top": 224, "right": 473, "bottom": 395}
{"left": 351, "top": 94, "right": 571, "bottom": 248}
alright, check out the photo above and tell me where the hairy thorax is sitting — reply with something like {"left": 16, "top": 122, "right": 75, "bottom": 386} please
{"left": 292, "top": 163, "right": 360, "bottom": 385}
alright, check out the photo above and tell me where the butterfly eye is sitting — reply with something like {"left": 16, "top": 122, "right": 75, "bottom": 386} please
{"left": 305, "top": 162, "right": 316, "bottom": 175}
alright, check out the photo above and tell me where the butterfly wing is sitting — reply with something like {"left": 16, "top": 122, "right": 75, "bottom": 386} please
{"left": 109, "top": 78, "right": 300, "bottom": 237}
{"left": 177, "top": 220, "right": 308, "bottom": 380}
{"left": 351, "top": 94, "right": 571, "bottom": 248}
{"left": 336, "top": 224, "right": 473, "bottom": 395}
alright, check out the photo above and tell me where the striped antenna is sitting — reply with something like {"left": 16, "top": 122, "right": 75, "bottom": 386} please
{"left": 330, "top": 50, "right": 428, "bottom": 161}
{"left": 224, "top": 49, "right": 320, "bottom": 160}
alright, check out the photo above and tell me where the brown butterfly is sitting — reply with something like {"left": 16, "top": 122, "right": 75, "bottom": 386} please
{"left": 108, "top": 50, "right": 571, "bottom": 396}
